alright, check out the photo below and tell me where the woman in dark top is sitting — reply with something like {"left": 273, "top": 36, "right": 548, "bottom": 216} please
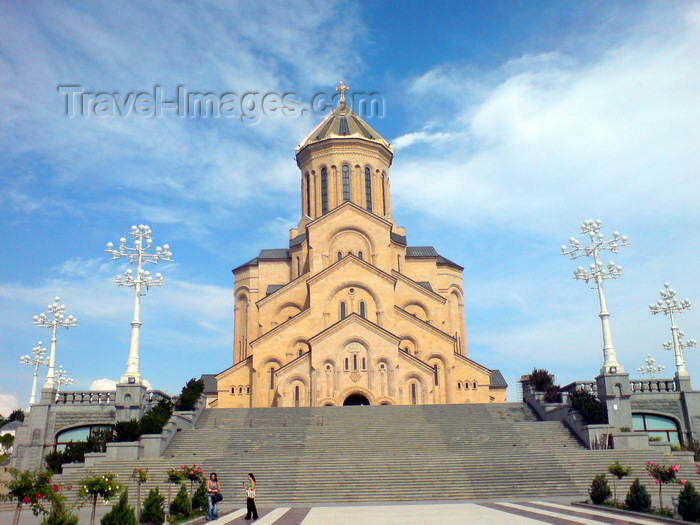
{"left": 206, "top": 472, "right": 221, "bottom": 521}
{"left": 243, "top": 472, "right": 258, "bottom": 520}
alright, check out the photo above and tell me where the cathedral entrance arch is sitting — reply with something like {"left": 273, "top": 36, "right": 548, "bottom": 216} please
{"left": 343, "top": 393, "right": 370, "bottom": 406}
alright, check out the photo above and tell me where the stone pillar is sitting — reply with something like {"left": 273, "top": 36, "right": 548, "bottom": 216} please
{"left": 11, "top": 386, "right": 55, "bottom": 470}
{"left": 596, "top": 371, "right": 633, "bottom": 429}
{"left": 115, "top": 383, "right": 148, "bottom": 422}
{"left": 676, "top": 373, "right": 693, "bottom": 392}
{"left": 680, "top": 390, "right": 700, "bottom": 443}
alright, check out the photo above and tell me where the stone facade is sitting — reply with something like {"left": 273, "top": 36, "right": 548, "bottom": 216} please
{"left": 215, "top": 100, "right": 507, "bottom": 408}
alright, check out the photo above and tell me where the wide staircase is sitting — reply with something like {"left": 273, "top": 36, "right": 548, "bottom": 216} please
{"left": 52, "top": 403, "right": 697, "bottom": 505}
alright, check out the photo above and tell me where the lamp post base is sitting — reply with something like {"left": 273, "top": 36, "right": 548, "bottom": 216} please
{"left": 596, "top": 371, "right": 633, "bottom": 430}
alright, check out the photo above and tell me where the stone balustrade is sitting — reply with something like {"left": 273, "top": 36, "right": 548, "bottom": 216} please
{"left": 54, "top": 390, "right": 115, "bottom": 405}
{"left": 630, "top": 379, "right": 677, "bottom": 393}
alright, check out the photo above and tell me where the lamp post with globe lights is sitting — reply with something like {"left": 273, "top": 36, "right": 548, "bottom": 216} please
{"left": 650, "top": 283, "right": 693, "bottom": 385}
{"left": 33, "top": 297, "right": 78, "bottom": 391}
{"left": 638, "top": 354, "right": 665, "bottom": 380}
{"left": 19, "top": 342, "right": 48, "bottom": 410}
{"left": 56, "top": 365, "right": 74, "bottom": 393}
{"left": 106, "top": 224, "right": 172, "bottom": 385}
{"left": 662, "top": 331, "right": 696, "bottom": 355}
{"left": 561, "top": 219, "right": 629, "bottom": 375}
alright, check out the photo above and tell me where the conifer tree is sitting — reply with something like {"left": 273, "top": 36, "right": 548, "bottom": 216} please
{"left": 100, "top": 490, "right": 136, "bottom": 525}
{"left": 139, "top": 487, "right": 165, "bottom": 525}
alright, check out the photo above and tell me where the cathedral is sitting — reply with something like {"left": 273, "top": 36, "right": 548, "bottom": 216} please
{"left": 213, "top": 88, "right": 507, "bottom": 408}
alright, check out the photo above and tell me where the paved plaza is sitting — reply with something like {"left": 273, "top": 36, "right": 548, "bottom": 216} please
{"left": 1, "top": 500, "right": 677, "bottom": 525}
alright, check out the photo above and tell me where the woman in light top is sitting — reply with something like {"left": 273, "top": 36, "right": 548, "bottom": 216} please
{"left": 206, "top": 472, "right": 221, "bottom": 521}
{"left": 243, "top": 472, "right": 258, "bottom": 520}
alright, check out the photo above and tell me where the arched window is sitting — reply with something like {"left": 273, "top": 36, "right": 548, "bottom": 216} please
{"left": 231, "top": 387, "right": 236, "bottom": 394}
{"left": 321, "top": 167, "right": 328, "bottom": 214}
{"left": 473, "top": 381, "right": 477, "bottom": 390}
{"left": 411, "top": 383, "right": 417, "bottom": 405}
{"left": 465, "top": 381, "right": 470, "bottom": 390}
{"left": 305, "top": 173, "right": 311, "bottom": 216}
{"left": 296, "top": 257, "right": 301, "bottom": 277}
{"left": 434, "top": 364, "right": 439, "bottom": 386}
{"left": 340, "top": 301, "right": 347, "bottom": 320}
{"left": 344, "top": 357, "right": 349, "bottom": 371}
{"left": 270, "top": 367, "right": 275, "bottom": 389}
{"left": 365, "top": 167, "right": 372, "bottom": 212}
{"left": 342, "top": 165, "right": 350, "bottom": 202}
{"left": 362, "top": 357, "right": 366, "bottom": 371}
{"left": 457, "top": 382, "right": 462, "bottom": 390}
{"left": 294, "top": 385, "right": 300, "bottom": 407}
{"left": 633, "top": 414, "right": 681, "bottom": 445}
{"left": 337, "top": 251, "right": 342, "bottom": 261}
{"left": 353, "top": 354, "right": 358, "bottom": 371}
{"left": 246, "top": 386, "right": 250, "bottom": 394}
{"left": 359, "top": 301, "right": 366, "bottom": 318}
{"left": 238, "top": 387, "right": 243, "bottom": 394}
{"left": 298, "top": 348, "right": 303, "bottom": 357}
{"left": 358, "top": 251, "right": 363, "bottom": 260}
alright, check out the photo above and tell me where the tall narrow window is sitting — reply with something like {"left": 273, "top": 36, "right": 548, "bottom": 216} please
{"left": 342, "top": 165, "right": 350, "bottom": 202}
{"left": 305, "top": 173, "right": 311, "bottom": 216}
{"left": 381, "top": 173, "right": 387, "bottom": 215}
{"left": 337, "top": 251, "right": 342, "bottom": 261}
{"left": 344, "top": 357, "right": 349, "bottom": 371}
{"left": 340, "top": 301, "right": 347, "bottom": 320}
{"left": 362, "top": 357, "right": 366, "bottom": 370}
{"left": 411, "top": 383, "right": 417, "bottom": 405}
{"left": 270, "top": 367, "right": 275, "bottom": 389}
{"left": 353, "top": 354, "right": 358, "bottom": 371}
{"left": 359, "top": 301, "right": 366, "bottom": 318}
{"left": 294, "top": 385, "right": 300, "bottom": 407}
{"left": 358, "top": 251, "right": 363, "bottom": 260}
{"left": 434, "top": 364, "right": 439, "bottom": 386}
{"left": 365, "top": 167, "right": 372, "bottom": 212}
{"left": 321, "top": 167, "right": 328, "bottom": 214}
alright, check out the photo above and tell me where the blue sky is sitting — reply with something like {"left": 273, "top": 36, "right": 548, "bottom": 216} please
{"left": 1, "top": 1, "right": 699, "bottom": 414}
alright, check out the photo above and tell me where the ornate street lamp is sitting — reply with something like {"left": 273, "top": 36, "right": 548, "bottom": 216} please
{"left": 107, "top": 224, "right": 172, "bottom": 384}
{"left": 650, "top": 283, "right": 693, "bottom": 378}
{"left": 561, "top": 219, "right": 629, "bottom": 374}
{"left": 19, "top": 342, "right": 48, "bottom": 410}
{"left": 33, "top": 297, "right": 78, "bottom": 390}
{"left": 56, "top": 365, "right": 74, "bottom": 393}
{"left": 662, "top": 331, "right": 697, "bottom": 354}
{"left": 638, "top": 354, "right": 665, "bottom": 380}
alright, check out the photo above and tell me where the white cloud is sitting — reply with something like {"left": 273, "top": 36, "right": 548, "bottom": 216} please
{"left": 89, "top": 378, "right": 116, "bottom": 391}
{"left": 0, "top": 394, "right": 20, "bottom": 418}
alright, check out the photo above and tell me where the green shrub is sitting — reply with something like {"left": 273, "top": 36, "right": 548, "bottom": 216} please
{"left": 40, "top": 489, "right": 79, "bottom": 525}
{"left": 624, "top": 478, "right": 651, "bottom": 512}
{"left": 191, "top": 481, "right": 207, "bottom": 512}
{"left": 176, "top": 379, "right": 205, "bottom": 411}
{"left": 682, "top": 439, "right": 700, "bottom": 461}
{"left": 678, "top": 481, "right": 700, "bottom": 522}
{"left": 607, "top": 461, "right": 632, "bottom": 504}
{"left": 169, "top": 484, "right": 191, "bottom": 518}
{"left": 544, "top": 384, "right": 562, "bottom": 403}
{"left": 44, "top": 451, "right": 67, "bottom": 474}
{"left": 139, "top": 399, "right": 173, "bottom": 436}
{"left": 569, "top": 389, "right": 607, "bottom": 424}
{"left": 140, "top": 487, "right": 165, "bottom": 525}
{"left": 589, "top": 473, "right": 611, "bottom": 504}
{"left": 529, "top": 368, "right": 554, "bottom": 392}
{"left": 101, "top": 490, "right": 137, "bottom": 525}
{"left": 114, "top": 420, "right": 141, "bottom": 442}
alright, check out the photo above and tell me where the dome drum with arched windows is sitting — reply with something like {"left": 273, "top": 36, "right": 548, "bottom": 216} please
{"left": 214, "top": 85, "right": 506, "bottom": 408}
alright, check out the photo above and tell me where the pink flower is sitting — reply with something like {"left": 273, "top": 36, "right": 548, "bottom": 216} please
{"left": 672, "top": 465, "right": 680, "bottom": 472}
{"left": 53, "top": 485, "right": 59, "bottom": 493}
{"left": 681, "top": 480, "right": 686, "bottom": 485}
{"left": 180, "top": 466, "right": 184, "bottom": 470}
{"left": 36, "top": 493, "right": 43, "bottom": 499}
{"left": 189, "top": 471, "right": 194, "bottom": 476}
{"left": 3, "top": 467, "right": 6, "bottom": 472}
{"left": 647, "top": 461, "right": 653, "bottom": 465}
{"left": 23, "top": 497, "right": 30, "bottom": 504}
{"left": 655, "top": 480, "right": 660, "bottom": 484}
{"left": 67, "top": 485, "right": 72, "bottom": 491}
{"left": 193, "top": 464, "right": 197, "bottom": 467}
{"left": 648, "top": 472, "right": 653, "bottom": 476}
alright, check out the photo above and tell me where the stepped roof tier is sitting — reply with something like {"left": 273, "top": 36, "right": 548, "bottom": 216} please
{"left": 214, "top": 85, "right": 506, "bottom": 408}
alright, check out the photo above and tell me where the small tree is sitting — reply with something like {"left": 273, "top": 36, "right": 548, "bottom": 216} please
{"left": 589, "top": 473, "right": 611, "bottom": 504}
{"left": 529, "top": 369, "right": 554, "bottom": 392}
{"left": 41, "top": 483, "right": 79, "bottom": 525}
{"left": 181, "top": 464, "right": 204, "bottom": 497}
{"left": 131, "top": 468, "right": 148, "bottom": 520}
{"left": 2, "top": 467, "right": 52, "bottom": 525}
{"left": 176, "top": 378, "right": 205, "bottom": 411}
{"left": 608, "top": 461, "right": 632, "bottom": 505}
{"left": 9, "top": 409, "right": 25, "bottom": 422}
{"left": 100, "top": 489, "right": 137, "bottom": 525}
{"left": 1, "top": 432, "right": 15, "bottom": 453}
{"left": 140, "top": 487, "right": 165, "bottom": 525}
{"left": 78, "top": 472, "right": 122, "bottom": 525}
{"left": 646, "top": 462, "right": 682, "bottom": 510}
{"left": 114, "top": 420, "right": 141, "bottom": 442}
{"left": 569, "top": 389, "right": 608, "bottom": 424}
{"left": 138, "top": 399, "right": 173, "bottom": 435}
{"left": 192, "top": 481, "right": 207, "bottom": 512}
{"left": 678, "top": 481, "right": 700, "bottom": 522}
{"left": 169, "top": 483, "right": 191, "bottom": 518}
{"left": 625, "top": 478, "right": 651, "bottom": 512}
{"left": 165, "top": 468, "right": 184, "bottom": 511}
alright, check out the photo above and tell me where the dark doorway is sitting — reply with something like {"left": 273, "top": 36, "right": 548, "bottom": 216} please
{"left": 343, "top": 394, "right": 370, "bottom": 406}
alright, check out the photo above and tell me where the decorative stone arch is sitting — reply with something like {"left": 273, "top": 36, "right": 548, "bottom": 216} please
{"left": 375, "top": 396, "right": 394, "bottom": 405}
{"left": 374, "top": 355, "right": 394, "bottom": 370}
{"left": 234, "top": 286, "right": 252, "bottom": 361}
{"left": 402, "top": 300, "right": 430, "bottom": 322}
{"left": 286, "top": 373, "right": 310, "bottom": 407}
{"left": 287, "top": 338, "right": 310, "bottom": 359}
{"left": 340, "top": 339, "right": 370, "bottom": 372}
{"left": 261, "top": 356, "right": 284, "bottom": 391}
{"left": 446, "top": 284, "right": 465, "bottom": 351}
{"left": 324, "top": 281, "right": 384, "bottom": 325}
{"left": 327, "top": 226, "right": 374, "bottom": 262}
{"left": 398, "top": 335, "right": 420, "bottom": 356}
{"left": 275, "top": 301, "right": 302, "bottom": 324}
{"left": 338, "top": 385, "right": 375, "bottom": 405}
{"left": 317, "top": 397, "right": 337, "bottom": 406}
